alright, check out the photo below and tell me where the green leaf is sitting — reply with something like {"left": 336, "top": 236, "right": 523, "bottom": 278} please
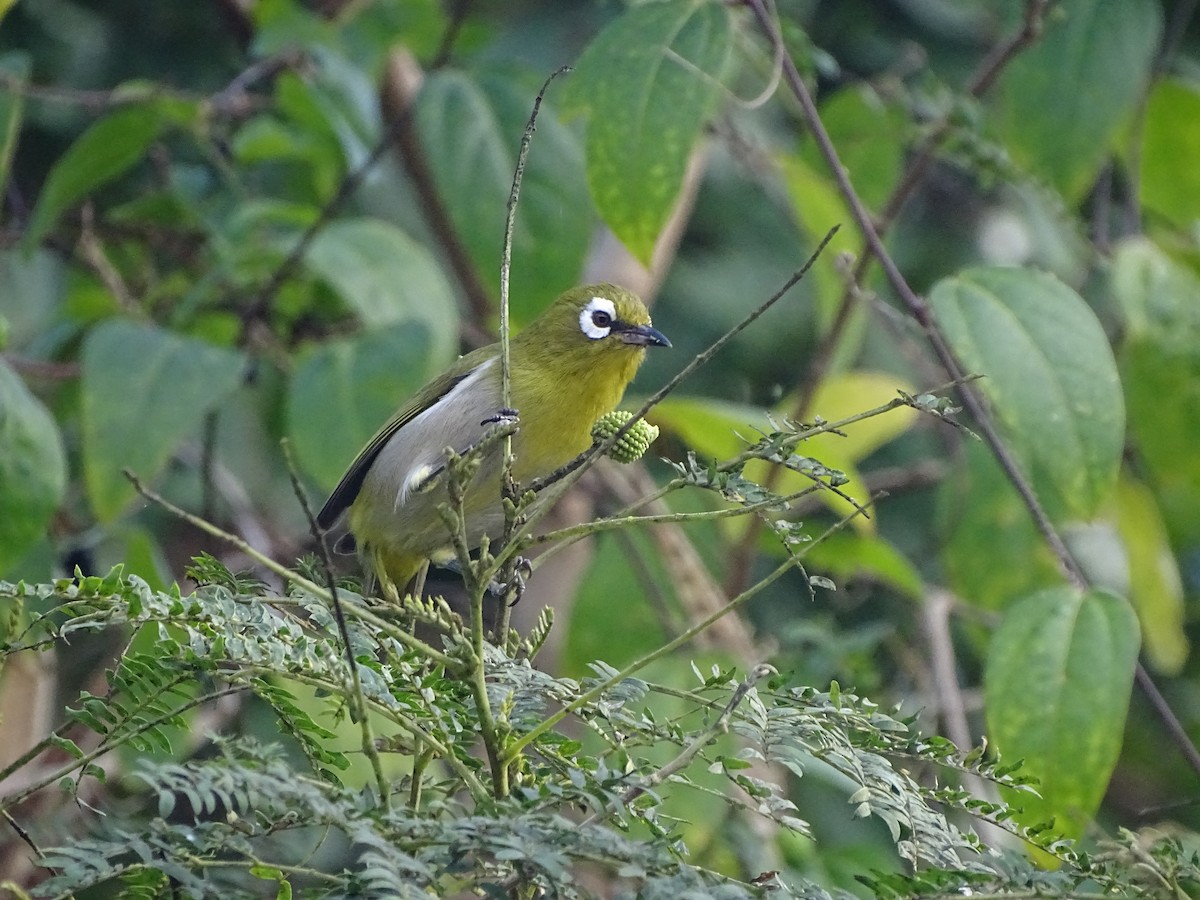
{"left": 777, "top": 152, "right": 864, "bottom": 331}
{"left": 286, "top": 322, "right": 435, "bottom": 489}
{"left": 0, "top": 247, "right": 65, "bottom": 350}
{"left": 1110, "top": 240, "right": 1200, "bottom": 547}
{"left": 81, "top": 321, "right": 245, "bottom": 520}
{"left": 250, "top": 865, "right": 293, "bottom": 899}
{"left": 304, "top": 217, "right": 457, "bottom": 362}
{"left": 0, "top": 359, "right": 66, "bottom": 572}
{"left": 0, "top": 51, "right": 30, "bottom": 204}
{"left": 24, "top": 104, "right": 168, "bottom": 248}
{"left": 1140, "top": 78, "right": 1200, "bottom": 229}
{"left": 929, "top": 266, "right": 1124, "bottom": 521}
{"left": 567, "top": 0, "right": 733, "bottom": 263}
{"left": 939, "top": 442, "right": 1062, "bottom": 611}
{"left": 985, "top": 586, "right": 1139, "bottom": 840}
{"left": 416, "top": 68, "right": 593, "bottom": 324}
{"left": 989, "top": 0, "right": 1161, "bottom": 201}
{"left": 1113, "top": 476, "right": 1187, "bottom": 675}
{"left": 563, "top": 532, "right": 670, "bottom": 678}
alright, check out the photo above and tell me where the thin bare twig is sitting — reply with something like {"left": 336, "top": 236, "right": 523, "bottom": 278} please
{"left": 238, "top": 111, "right": 403, "bottom": 340}
{"left": 499, "top": 66, "right": 572, "bottom": 414}
{"left": 1, "top": 809, "right": 40, "bottom": 858}
{"left": 581, "top": 663, "right": 777, "bottom": 826}
{"left": 725, "top": 0, "right": 1053, "bottom": 595}
{"left": 430, "top": 0, "right": 473, "bottom": 69}
{"left": 744, "top": 0, "right": 1200, "bottom": 780}
{"left": 281, "top": 439, "right": 391, "bottom": 810}
{"left": 77, "top": 204, "right": 139, "bottom": 316}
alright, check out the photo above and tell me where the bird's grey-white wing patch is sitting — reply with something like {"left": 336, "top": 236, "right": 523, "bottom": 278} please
{"left": 372, "top": 357, "right": 499, "bottom": 512}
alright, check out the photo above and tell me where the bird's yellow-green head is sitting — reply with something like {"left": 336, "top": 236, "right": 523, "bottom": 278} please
{"left": 513, "top": 282, "right": 670, "bottom": 380}
{"left": 507, "top": 282, "right": 669, "bottom": 474}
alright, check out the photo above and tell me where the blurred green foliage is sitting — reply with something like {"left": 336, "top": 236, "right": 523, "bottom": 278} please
{"left": 2, "top": 0, "right": 1200, "bottom": 896}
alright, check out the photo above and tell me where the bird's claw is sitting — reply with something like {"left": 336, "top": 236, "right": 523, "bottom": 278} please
{"left": 488, "top": 556, "right": 533, "bottom": 605}
{"left": 481, "top": 407, "right": 519, "bottom": 427}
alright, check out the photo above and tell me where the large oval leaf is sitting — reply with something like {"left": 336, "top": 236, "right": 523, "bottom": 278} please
{"left": 985, "top": 586, "right": 1139, "bottom": 839}
{"left": 0, "top": 360, "right": 66, "bottom": 573}
{"left": 305, "top": 217, "right": 457, "bottom": 363}
{"left": 25, "top": 104, "right": 168, "bottom": 249}
{"left": 81, "top": 321, "right": 245, "bottom": 521}
{"left": 989, "top": 0, "right": 1161, "bottom": 202}
{"left": 416, "top": 68, "right": 591, "bottom": 325}
{"left": 1110, "top": 241, "right": 1200, "bottom": 548}
{"left": 566, "top": 0, "right": 733, "bottom": 263}
{"left": 286, "top": 322, "right": 435, "bottom": 490}
{"left": 929, "top": 266, "right": 1124, "bottom": 522}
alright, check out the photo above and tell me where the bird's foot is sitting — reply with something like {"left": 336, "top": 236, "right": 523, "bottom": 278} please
{"left": 481, "top": 407, "right": 519, "bottom": 427}
{"left": 488, "top": 556, "right": 533, "bottom": 605}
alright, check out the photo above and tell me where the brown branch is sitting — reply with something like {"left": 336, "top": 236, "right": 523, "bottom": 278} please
{"left": 381, "top": 49, "right": 493, "bottom": 328}
{"left": 0, "top": 355, "right": 80, "bottom": 380}
{"left": 238, "top": 112, "right": 404, "bottom": 342}
{"left": 0, "top": 58, "right": 281, "bottom": 119}
{"left": 725, "top": 0, "right": 1053, "bottom": 596}
{"left": 743, "top": 0, "right": 1200, "bottom": 782}
{"left": 746, "top": 0, "right": 1077, "bottom": 579}
{"left": 430, "top": 0, "right": 473, "bottom": 70}
{"left": 76, "top": 204, "right": 140, "bottom": 316}
{"left": 880, "top": 0, "right": 1051, "bottom": 232}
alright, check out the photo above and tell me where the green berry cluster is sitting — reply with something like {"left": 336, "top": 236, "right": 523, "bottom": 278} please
{"left": 591, "top": 410, "right": 660, "bottom": 464}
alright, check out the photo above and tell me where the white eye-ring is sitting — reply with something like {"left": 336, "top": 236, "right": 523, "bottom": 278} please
{"left": 579, "top": 296, "right": 616, "bottom": 340}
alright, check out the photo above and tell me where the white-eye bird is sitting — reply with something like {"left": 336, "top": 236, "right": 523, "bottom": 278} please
{"left": 317, "top": 283, "right": 670, "bottom": 597}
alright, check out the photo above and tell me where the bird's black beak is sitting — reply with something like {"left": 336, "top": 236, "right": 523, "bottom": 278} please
{"left": 619, "top": 323, "right": 672, "bottom": 348}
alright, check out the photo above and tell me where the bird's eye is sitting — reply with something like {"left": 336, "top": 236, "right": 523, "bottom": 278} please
{"left": 579, "top": 297, "right": 617, "bottom": 340}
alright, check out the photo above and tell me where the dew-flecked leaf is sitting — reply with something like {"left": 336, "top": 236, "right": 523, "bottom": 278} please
{"left": 985, "top": 587, "right": 1139, "bottom": 839}
{"left": 566, "top": 0, "right": 733, "bottom": 263}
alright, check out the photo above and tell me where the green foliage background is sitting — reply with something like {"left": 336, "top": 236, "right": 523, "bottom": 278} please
{"left": 1, "top": 0, "right": 1199, "bottom": 896}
